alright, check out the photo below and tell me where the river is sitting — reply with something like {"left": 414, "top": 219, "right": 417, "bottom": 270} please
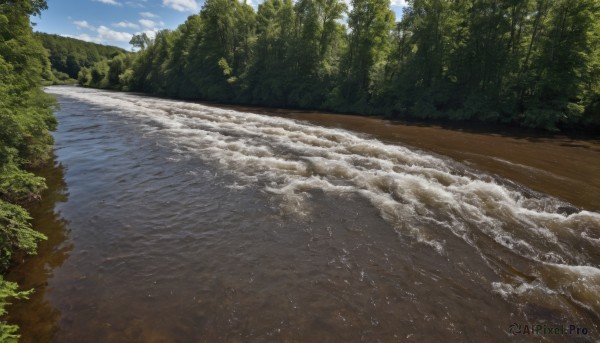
{"left": 7, "top": 86, "right": 600, "bottom": 342}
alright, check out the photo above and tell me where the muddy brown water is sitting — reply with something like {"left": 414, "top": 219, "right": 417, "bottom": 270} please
{"left": 6, "top": 86, "right": 600, "bottom": 342}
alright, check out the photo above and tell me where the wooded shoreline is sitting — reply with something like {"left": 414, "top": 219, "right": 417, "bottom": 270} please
{"left": 73, "top": 0, "right": 600, "bottom": 132}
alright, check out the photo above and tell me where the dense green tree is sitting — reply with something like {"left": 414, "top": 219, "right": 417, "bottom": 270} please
{"left": 163, "top": 15, "right": 202, "bottom": 98}
{"left": 129, "top": 30, "right": 176, "bottom": 93}
{"left": 78, "top": 0, "right": 600, "bottom": 131}
{"left": 107, "top": 54, "right": 126, "bottom": 87}
{"left": 519, "top": 0, "right": 600, "bottom": 130}
{"left": 243, "top": 0, "right": 295, "bottom": 106}
{"left": 35, "top": 32, "right": 126, "bottom": 80}
{"left": 186, "top": 0, "right": 257, "bottom": 101}
{"left": 384, "top": 0, "right": 600, "bottom": 129}
{"left": 286, "top": 0, "right": 347, "bottom": 107}
{"left": 1, "top": 0, "right": 57, "bottom": 339}
{"left": 332, "top": 0, "right": 395, "bottom": 112}
{"left": 129, "top": 33, "right": 151, "bottom": 50}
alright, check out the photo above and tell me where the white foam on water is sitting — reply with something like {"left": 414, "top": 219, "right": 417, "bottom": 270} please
{"left": 492, "top": 280, "right": 557, "bottom": 298}
{"left": 47, "top": 86, "right": 600, "bottom": 315}
{"left": 493, "top": 263, "right": 600, "bottom": 315}
{"left": 581, "top": 232, "right": 600, "bottom": 246}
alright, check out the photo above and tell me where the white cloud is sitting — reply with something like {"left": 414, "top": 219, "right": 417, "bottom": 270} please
{"left": 138, "top": 19, "right": 165, "bottom": 29}
{"left": 74, "top": 20, "right": 95, "bottom": 30}
{"left": 113, "top": 21, "right": 140, "bottom": 29}
{"left": 94, "top": 0, "right": 122, "bottom": 6}
{"left": 139, "top": 19, "right": 156, "bottom": 29}
{"left": 390, "top": 0, "right": 407, "bottom": 6}
{"left": 74, "top": 34, "right": 96, "bottom": 42}
{"left": 339, "top": 0, "right": 404, "bottom": 15}
{"left": 125, "top": 1, "right": 145, "bottom": 8}
{"left": 140, "top": 11, "right": 158, "bottom": 18}
{"left": 139, "top": 30, "right": 157, "bottom": 40}
{"left": 97, "top": 25, "right": 133, "bottom": 42}
{"left": 162, "top": 0, "right": 198, "bottom": 12}
{"left": 68, "top": 21, "right": 134, "bottom": 48}
{"left": 241, "top": 0, "right": 259, "bottom": 9}
{"left": 74, "top": 21, "right": 131, "bottom": 41}
{"left": 61, "top": 33, "right": 100, "bottom": 43}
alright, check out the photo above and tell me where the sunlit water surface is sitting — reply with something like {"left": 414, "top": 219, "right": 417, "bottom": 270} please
{"left": 7, "top": 86, "right": 600, "bottom": 342}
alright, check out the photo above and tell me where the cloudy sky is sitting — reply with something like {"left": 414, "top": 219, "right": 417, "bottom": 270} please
{"left": 34, "top": 0, "right": 407, "bottom": 50}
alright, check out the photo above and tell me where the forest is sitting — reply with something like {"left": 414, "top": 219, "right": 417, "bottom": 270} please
{"left": 35, "top": 32, "right": 126, "bottom": 83}
{"left": 80, "top": 0, "right": 600, "bottom": 131}
{"left": 0, "top": 0, "right": 56, "bottom": 341}
{"left": 0, "top": 0, "right": 598, "bottom": 340}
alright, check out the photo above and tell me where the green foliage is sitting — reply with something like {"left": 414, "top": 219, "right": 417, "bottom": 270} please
{"left": 0, "top": 201, "right": 46, "bottom": 270}
{"left": 244, "top": 0, "right": 296, "bottom": 106}
{"left": 35, "top": 32, "right": 126, "bottom": 80}
{"left": 246, "top": 0, "right": 347, "bottom": 108}
{"left": 0, "top": 0, "right": 56, "bottom": 337}
{"left": 0, "top": 275, "right": 32, "bottom": 343}
{"left": 129, "top": 33, "right": 151, "bottom": 50}
{"left": 77, "top": 0, "right": 600, "bottom": 131}
{"left": 0, "top": 166, "right": 46, "bottom": 203}
{"left": 388, "top": 0, "right": 600, "bottom": 130}
{"left": 334, "top": 0, "right": 395, "bottom": 111}
{"left": 186, "top": 0, "right": 257, "bottom": 101}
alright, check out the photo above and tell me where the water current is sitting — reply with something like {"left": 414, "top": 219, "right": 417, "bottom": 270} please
{"left": 7, "top": 86, "right": 600, "bottom": 342}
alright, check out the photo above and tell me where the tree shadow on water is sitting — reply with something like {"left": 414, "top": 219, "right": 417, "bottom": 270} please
{"left": 6, "top": 153, "right": 73, "bottom": 343}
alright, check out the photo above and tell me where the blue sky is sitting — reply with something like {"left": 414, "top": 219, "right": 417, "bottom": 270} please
{"left": 33, "top": 0, "right": 407, "bottom": 50}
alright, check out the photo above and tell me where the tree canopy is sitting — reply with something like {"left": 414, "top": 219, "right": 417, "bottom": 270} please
{"left": 80, "top": 0, "right": 600, "bottom": 131}
{"left": 35, "top": 32, "right": 126, "bottom": 81}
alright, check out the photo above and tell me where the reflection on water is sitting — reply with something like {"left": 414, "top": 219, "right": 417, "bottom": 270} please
{"left": 6, "top": 86, "right": 600, "bottom": 342}
{"left": 6, "top": 154, "right": 71, "bottom": 342}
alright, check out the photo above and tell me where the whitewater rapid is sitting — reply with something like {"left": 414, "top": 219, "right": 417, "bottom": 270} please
{"left": 46, "top": 86, "right": 600, "bottom": 320}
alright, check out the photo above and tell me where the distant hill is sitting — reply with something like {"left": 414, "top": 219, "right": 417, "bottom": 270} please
{"left": 35, "top": 32, "right": 128, "bottom": 80}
